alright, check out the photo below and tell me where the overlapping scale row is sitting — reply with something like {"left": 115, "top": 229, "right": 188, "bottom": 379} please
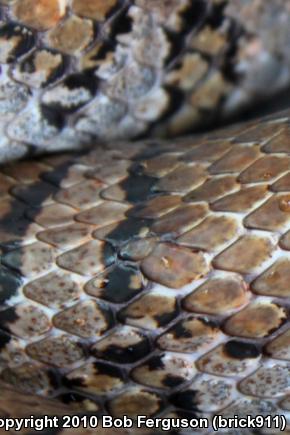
{"left": 1, "top": 111, "right": 290, "bottom": 432}
{"left": 1, "top": 0, "right": 290, "bottom": 162}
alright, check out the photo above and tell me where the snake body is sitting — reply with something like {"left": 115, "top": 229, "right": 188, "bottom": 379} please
{"left": 2, "top": 1, "right": 290, "bottom": 434}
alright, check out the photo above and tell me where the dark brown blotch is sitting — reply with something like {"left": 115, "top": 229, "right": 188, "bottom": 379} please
{"left": 224, "top": 340, "right": 261, "bottom": 360}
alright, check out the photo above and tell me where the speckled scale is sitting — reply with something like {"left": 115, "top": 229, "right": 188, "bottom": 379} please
{"left": 0, "top": 362, "right": 56, "bottom": 395}
{"left": 196, "top": 341, "right": 261, "bottom": 377}
{"left": 131, "top": 353, "right": 196, "bottom": 389}
{"left": 239, "top": 364, "right": 290, "bottom": 398}
{"left": 38, "top": 222, "right": 92, "bottom": 249}
{"left": 26, "top": 335, "right": 85, "bottom": 368}
{"left": 52, "top": 300, "right": 114, "bottom": 338}
{"left": 157, "top": 316, "right": 222, "bottom": 354}
{"left": 23, "top": 271, "right": 82, "bottom": 308}
{"left": 65, "top": 361, "right": 125, "bottom": 395}
{"left": 171, "top": 375, "right": 235, "bottom": 412}
{"left": 0, "top": 303, "right": 51, "bottom": 339}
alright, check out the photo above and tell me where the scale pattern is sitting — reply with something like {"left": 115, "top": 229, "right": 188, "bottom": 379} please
{"left": 1, "top": 0, "right": 290, "bottom": 162}
{"left": 3, "top": 1, "right": 290, "bottom": 434}
{"left": 1, "top": 110, "right": 290, "bottom": 433}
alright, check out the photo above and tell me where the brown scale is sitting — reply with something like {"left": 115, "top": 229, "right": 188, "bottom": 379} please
{"left": 3, "top": 161, "right": 49, "bottom": 182}
{"left": 0, "top": 218, "right": 41, "bottom": 246}
{"left": 238, "top": 156, "right": 290, "bottom": 184}
{"left": 183, "top": 139, "right": 233, "bottom": 163}
{"left": 211, "top": 184, "right": 270, "bottom": 213}
{"left": 151, "top": 203, "right": 208, "bottom": 236}
{"left": 266, "top": 329, "right": 290, "bottom": 362}
{"left": 213, "top": 235, "right": 274, "bottom": 274}
{"left": 47, "top": 15, "right": 94, "bottom": 55}
{"left": 26, "top": 203, "right": 77, "bottom": 227}
{"left": 245, "top": 194, "right": 290, "bottom": 232}
{"left": 184, "top": 175, "right": 238, "bottom": 203}
{"left": 128, "top": 195, "right": 182, "bottom": 219}
{"left": 141, "top": 243, "right": 209, "bottom": 288}
{"left": 154, "top": 164, "right": 208, "bottom": 193}
{"left": 224, "top": 302, "right": 287, "bottom": 339}
{"left": 38, "top": 223, "right": 92, "bottom": 248}
{"left": 183, "top": 277, "right": 249, "bottom": 316}
{"left": 178, "top": 215, "right": 239, "bottom": 251}
{"left": 76, "top": 201, "right": 130, "bottom": 227}
{"left": 263, "top": 126, "right": 290, "bottom": 154}
{"left": 209, "top": 144, "right": 262, "bottom": 174}
{"left": 272, "top": 173, "right": 290, "bottom": 192}
{"left": 252, "top": 259, "right": 290, "bottom": 298}
{"left": 233, "top": 119, "right": 286, "bottom": 144}
{"left": 12, "top": 0, "right": 66, "bottom": 31}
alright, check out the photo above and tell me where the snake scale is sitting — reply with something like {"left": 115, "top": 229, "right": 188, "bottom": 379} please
{"left": 2, "top": 1, "right": 290, "bottom": 434}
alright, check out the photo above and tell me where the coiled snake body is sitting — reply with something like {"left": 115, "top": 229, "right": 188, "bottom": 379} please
{"left": 1, "top": 1, "right": 290, "bottom": 434}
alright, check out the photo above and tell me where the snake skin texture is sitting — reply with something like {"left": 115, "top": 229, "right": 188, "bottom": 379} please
{"left": 1, "top": 110, "right": 290, "bottom": 435}
{"left": 1, "top": 0, "right": 290, "bottom": 161}
{"left": 3, "top": 1, "right": 290, "bottom": 435}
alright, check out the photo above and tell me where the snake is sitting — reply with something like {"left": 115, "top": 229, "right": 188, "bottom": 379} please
{"left": 2, "top": 1, "right": 290, "bottom": 434}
